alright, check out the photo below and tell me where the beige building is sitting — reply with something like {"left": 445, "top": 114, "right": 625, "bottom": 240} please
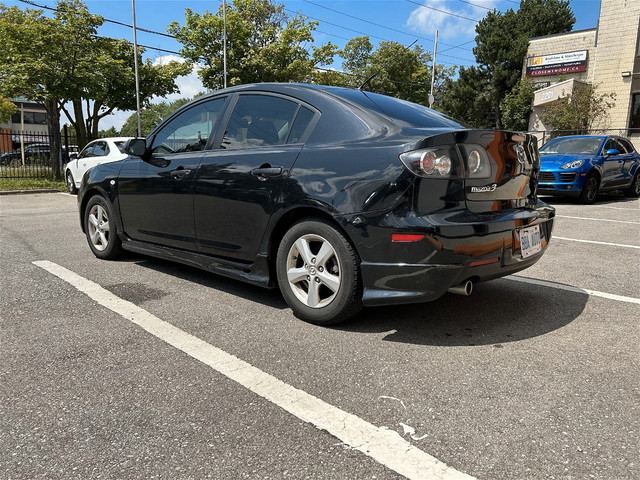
{"left": 525, "top": 0, "right": 640, "bottom": 149}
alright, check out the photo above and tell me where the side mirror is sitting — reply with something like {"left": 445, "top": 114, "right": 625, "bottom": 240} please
{"left": 125, "top": 138, "right": 148, "bottom": 157}
{"left": 604, "top": 148, "right": 620, "bottom": 156}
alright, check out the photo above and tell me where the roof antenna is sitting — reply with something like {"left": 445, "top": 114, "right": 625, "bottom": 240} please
{"left": 358, "top": 39, "right": 419, "bottom": 91}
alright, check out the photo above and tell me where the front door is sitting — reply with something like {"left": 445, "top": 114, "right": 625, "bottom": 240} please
{"left": 118, "top": 98, "right": 227, "bottom": 250}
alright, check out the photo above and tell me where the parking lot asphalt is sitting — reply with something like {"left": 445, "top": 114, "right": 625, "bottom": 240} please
{"left": 1, "top": 192, "right": 638, "bottom": 479}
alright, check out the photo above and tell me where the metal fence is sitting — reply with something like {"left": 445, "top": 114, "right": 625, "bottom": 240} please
{"left": 0, "top": 129, "right": 78, "bottom": 179}
{"left": 528, "top": 128, "right": 640, "bottom": 147}
{"left": 1, "top": 127, "right": 638, "bottom": 180}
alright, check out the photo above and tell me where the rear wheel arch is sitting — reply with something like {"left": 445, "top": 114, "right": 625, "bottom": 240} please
{"left": 274, "top": 216, "right": 363, "bottom": 325}
{"left": 267, "top": 208, "right": 359, "bottom": 278}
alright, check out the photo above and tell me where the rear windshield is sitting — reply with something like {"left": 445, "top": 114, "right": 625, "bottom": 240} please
{"left": 329, "top": 88, "right": 465, "bottom": 129}
{"left": 540, "top": 137, "right": 604, "bottom": 155}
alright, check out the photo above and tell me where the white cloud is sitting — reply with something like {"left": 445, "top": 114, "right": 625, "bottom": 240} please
{"left": 151, "top": 55, "right": 206, "bottom": 103}
{"left": 405, "top": 0, "right": 498, "bottom": 40}
{"left": 99, "top": 57, "right": 206, "bottom": 132}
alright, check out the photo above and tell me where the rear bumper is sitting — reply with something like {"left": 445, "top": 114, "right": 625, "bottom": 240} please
{"left": 343, "top": 203, "right": 555, "bottom": 306}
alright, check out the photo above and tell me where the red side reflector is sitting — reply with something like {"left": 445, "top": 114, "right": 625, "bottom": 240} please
{"left": 391, "top": 233, "right": 426, "bottom": 242}
{"left": 469, "top": 257, "right": 500, "bottom": 267}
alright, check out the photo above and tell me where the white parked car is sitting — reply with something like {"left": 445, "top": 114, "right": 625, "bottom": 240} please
{"left": 65, "top": 137, "right": 133, "bottom": 194}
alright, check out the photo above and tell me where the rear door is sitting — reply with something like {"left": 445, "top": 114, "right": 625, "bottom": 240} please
{"left": 599, "top": 137, "right": 623, "bottom": 188}
{"left": 616, "top": 138, "right": 639, "bottom": 184}
{"left": 194, "top": 93, "right": 316, "bottom": 261}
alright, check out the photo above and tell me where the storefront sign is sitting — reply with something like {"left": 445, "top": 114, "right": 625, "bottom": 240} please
{"left": 526, "top": 50, "right": 587, "bottom": 77}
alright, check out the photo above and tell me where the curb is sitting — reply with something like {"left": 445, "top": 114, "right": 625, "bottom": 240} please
{"left": 0, "top": 189, "right": 66, "bottom": 196}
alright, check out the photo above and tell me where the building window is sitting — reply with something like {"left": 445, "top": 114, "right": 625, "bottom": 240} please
{"left": 631, "top": 93, "right": 640, "bottom": 132}
{"left": 10, "top": 111, "right": 47, "bottom": 125}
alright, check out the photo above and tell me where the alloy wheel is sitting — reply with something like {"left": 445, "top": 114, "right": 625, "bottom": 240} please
{"left": 87, "top": 204, "right": 111, "bottom": 251}
{"left": 285, "top": 234, "right": 341, "bottom": 309}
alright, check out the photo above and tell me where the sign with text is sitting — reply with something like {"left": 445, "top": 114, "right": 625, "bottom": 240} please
{"left": 526, "top": 50, "right": 588, "bottom": 77}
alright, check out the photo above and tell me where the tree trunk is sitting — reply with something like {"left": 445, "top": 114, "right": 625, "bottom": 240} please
{"left": 44, "top": 98, "right": 62, "bottom": 180}
{"left": 72, "top": 100, "right": 89, "bottom": 149}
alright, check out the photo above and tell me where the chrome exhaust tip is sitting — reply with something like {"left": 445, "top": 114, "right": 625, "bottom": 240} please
{"left": 448, "top": 280, "right": 473, "bottom": 296}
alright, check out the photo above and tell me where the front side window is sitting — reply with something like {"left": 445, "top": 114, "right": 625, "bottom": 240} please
{"left": 603, "top": 138, "right": 618, "bottom": 153}
{"left": 221, "top": 95, "right": 299, "bottom": 150}
{"left": 151, "top": 98, "right": 226, "bottom": 157}
{"left": 79, "top": 143, "right": 95, "bottom": 159}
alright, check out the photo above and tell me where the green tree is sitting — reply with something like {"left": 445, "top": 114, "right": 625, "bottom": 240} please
{"left": 540, "top": 84, "right": 616, "bottom": 134}
{"left": 98, "top": 126, "right": 118, "bottom": 138}
{"left": 0, "top": 0, "right": 190, "bottom": 177}
{"left": 442, "top": 0, "right": 575, "bottom": 129}
{"left": 169, "top": 0, "right": 338, "bottom": 90}
{"left": 120, "top": 97, "right": 194, "bottom": 137}
{"left": 500, "top": 77, "right": 536, "bottom": 131}
{"left": 322, "top": 36, "right": 456, "bottom": 106}
{"left": 0, "top": 96, "right": 16, "bottom": 123}
{"left": 439, "top": 66, "right": 493, "bottom": 128}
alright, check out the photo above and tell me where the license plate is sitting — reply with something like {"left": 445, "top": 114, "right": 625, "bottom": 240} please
{"left": 519, "top": 225, "right": 542, "bottom": 258}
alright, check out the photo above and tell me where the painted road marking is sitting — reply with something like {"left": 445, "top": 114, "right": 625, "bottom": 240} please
{"left": 33, "top": 260, "right": 474, "bottom": 480}
{"left": 552, "top": 236, "right": 640, "bottom": 249}
{"left": 557, "top": 215, "right": 640, "bottom": 225}
{"left": 508, "top": 275, "right": 640, "bottom": 305}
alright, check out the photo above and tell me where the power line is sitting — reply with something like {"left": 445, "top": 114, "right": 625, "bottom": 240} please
{"left": 287, "top": 7, "right": 475, "bottom": 65}
{"left": 457, "top": 0, "right": 494, "bottom": 11}
{"left": 18, "top": 0, "right": 176, "bottom": 38}
{"left": 405, "top": 0, "right": 482, "bottom": 22}
{"left": 302, "top": 0, "right": 474, "bottom": 52}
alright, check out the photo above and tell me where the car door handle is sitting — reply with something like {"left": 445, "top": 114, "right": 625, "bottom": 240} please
{"left": 171, "top": 168, "right": 191, "bottom": 180}
{"left": 251, "top": 166, "right": 283, "bottom": 179}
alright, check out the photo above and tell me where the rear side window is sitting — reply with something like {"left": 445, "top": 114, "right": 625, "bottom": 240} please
{"left": 618, "top": 138, "right": 635, "bottom": 153}
{"left": 221, "top": 95, "right": 299, "bottom": 150}
{"left": 287, "top": 107, "right": 315, "bottom": 144}
{"left": 114, "top": 141, "right": 127, "bottom": 154}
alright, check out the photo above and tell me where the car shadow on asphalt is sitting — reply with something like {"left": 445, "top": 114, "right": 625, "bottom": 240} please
{"left": 125, "top": 255, "right": 289, "bottom": 310}
{"left": 338, "top": 277, "right": 589, "bottom": 347}
{"left": 123, "top": 254, "right": 588, "bottom": 347}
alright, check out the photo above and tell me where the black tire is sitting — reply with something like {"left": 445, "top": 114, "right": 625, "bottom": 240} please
{"left": 579, "top": 172, "right": 599, "bottom": 204}
{"left": 276, "top": 219, "right": 362, "bottom": 325}
{"left": 623, "top": 170, "right": 640, "bottom": 198}
{"left": 84, "top": 195, "right": 123, "bottom": 260}
{"left": 66, "top": 170, "right": 78, "bottom": 194}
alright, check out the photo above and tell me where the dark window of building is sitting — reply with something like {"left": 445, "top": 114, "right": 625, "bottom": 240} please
{"left": 10, "top": 111, "right": 47, "bottom": 125}
{"left": 630, "top": 93, "right": 640, "bottom": 131}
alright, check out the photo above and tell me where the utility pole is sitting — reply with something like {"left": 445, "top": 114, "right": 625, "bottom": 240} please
{"left": 429, "top": 30, "right": 438, "bottom": 109}
{"left": 132, "top": 0, "right": 142, "bottom": 137}
{"left": 223, "top": 0, "right": 228, "bottom": 89}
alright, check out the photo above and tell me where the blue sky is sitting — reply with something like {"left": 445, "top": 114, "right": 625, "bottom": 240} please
{"left": 5, "top": 0, "right": 603, "bottom": 129}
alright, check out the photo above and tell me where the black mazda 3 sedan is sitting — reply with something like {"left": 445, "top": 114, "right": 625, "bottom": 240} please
{"left": 78, "top": 83, "right": 554, "bottom": 325}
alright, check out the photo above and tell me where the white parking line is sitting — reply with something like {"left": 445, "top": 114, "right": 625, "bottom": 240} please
{"left": 553, "top": 236, "right": 640, "bottom": 249}
{"left": 33, "top": 260, "right": 474, "bottom": 480}
{"left": 557, "top": 215, "right": 640, "bottom": 225}
{"left": 508, "top": 275, "right": 640, "bottom": 305}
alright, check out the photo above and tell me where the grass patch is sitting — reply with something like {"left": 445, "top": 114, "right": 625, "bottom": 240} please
{"left": 0, "top": 177, "right": 67, "bottom": 192}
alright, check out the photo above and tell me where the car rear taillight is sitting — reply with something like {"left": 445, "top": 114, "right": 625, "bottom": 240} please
{"left": 399, "top": 143, "right": 492, "bottom": 180}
